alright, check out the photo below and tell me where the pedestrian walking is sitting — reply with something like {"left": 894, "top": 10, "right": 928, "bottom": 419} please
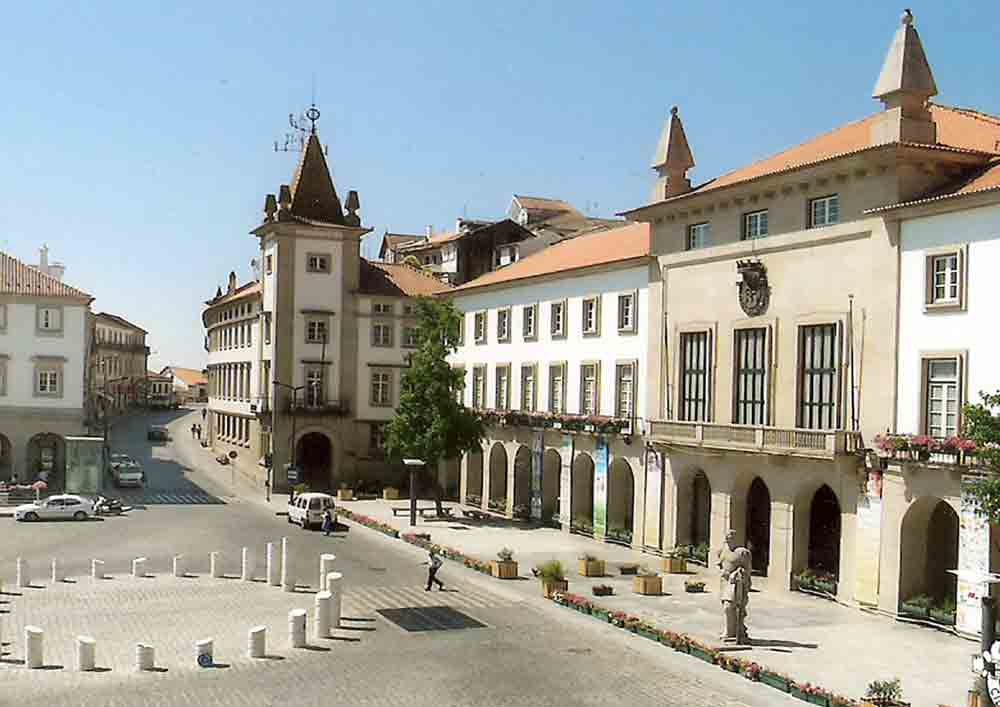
{"left": 321, "top": 508, "right": 334, "bottom": 536}
{"left": 425, "top": 547, "right": 444, "bottom": 591}
{"left": 191, "top": 424, "right": 197, "bottom": 439}
{"left": 201, "top": 407, "right": 207, "bottom": 422}
{"left": 195, "top": 424, "right": 202, "bottom": 440}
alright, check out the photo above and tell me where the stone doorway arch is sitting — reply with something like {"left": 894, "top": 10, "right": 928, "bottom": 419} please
{"left": 899, "top": 497, "right": 959, "bottom": 608}
{"left": 296, "top": 432, "right": 333, "bottom": 490}
{"left": 541, "top": 449, "right": 561, "bottom": 526}
{"left": 571, "top": 453, "right": 594, "bottom": 536}
{"left": 0, "top": 434, "right": 11, "bottom": 482}
{"left": 487, "top": 442, "right": 508, "bottom": 513}
{"left": 808, "top": 484, "right": 842, "bottom": 577}
{"left": 606, "top": 458, "right": 634, "bottom": 545}
{"left": 513, "top": 446, "right": 531, "bottom": 519}
{"left": 745, "top": 477, "right": 771, "bottom": 576}
{"left": 465, "top": 448, "right": 484, "bottom": 506}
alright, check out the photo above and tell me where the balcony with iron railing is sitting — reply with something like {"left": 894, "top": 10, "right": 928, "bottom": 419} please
{"left": 287, "top": 391, "right": 350, "bottom": 417}
{"left": 646, "top": 419, "right": 859, "bottom": 459}
{"left": 95, "top": 341, "right": 149, "bottom": 354}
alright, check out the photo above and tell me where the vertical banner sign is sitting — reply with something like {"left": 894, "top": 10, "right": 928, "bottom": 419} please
{"left": 854, "top": 469, "right": 882, "bottom": 606}
{"left": 530, "top": 431, "right": 544, "bottom": 521}
{"left": 643, "top": 448, "right": 663, "bottom": 549}
{"left": 957, "top": 475, "right": 991, "bottom": 635}
{"left": 558, "top": 435, "right": 573, "bottom": 526}
{"left": 593, "top": 436, "right": 609, "bottom": 539}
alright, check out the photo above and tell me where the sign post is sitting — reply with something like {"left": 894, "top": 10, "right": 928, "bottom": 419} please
{"left": 404, "top": 459, "right": 425, "bottom": 527}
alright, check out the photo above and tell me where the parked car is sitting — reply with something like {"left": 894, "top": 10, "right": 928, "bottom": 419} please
{"left": 109, "top": 454, "right": 144, "bottom": 487}
{"left": 147, "top": 425, "right": 169, "bottom": 442}
{"left": 287, "top": 493, "right": 335, "bottom": 530}
{"left": 14, "top": 494, "right": 95, "bottom": 522}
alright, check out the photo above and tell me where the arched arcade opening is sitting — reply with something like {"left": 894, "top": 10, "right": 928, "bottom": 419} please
{"left": 899, "top": 497, "right": 959, "bottom": 610}
{"left": 296, "top": 432, "right": 332, "bottom": 490}
{"left": 542, "top": 449, "right": 561, "bottom": 526}
{"left": 746, "top": 476, "right": 771, "bottom": 576}
{"left": 513, "top": 446, "right": 531, "bottom": 519}
{"left": 606, "top": 458, "right": 634, "bottom": 545}
{"left": 488, "top": 443, "right": 508, "bottom": 513}
{"left": 571, "top": 453, "right": 594, "bottom": 535}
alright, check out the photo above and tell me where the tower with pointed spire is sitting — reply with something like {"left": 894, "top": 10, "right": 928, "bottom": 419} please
{"left": 870, "top": 9, "right": 939, "bottom": 146}
{"left": 651, "top": 106, "right": 695, "bottom": 202}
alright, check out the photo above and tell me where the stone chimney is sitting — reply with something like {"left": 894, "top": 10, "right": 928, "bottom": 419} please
{"left": 425, "top": 225, "right": 433, "bottom": 238}
{"left": 277, "top": 185, "right": 292, "bottom": 221}
{"left": 264, "top": 194, "right": 277, "bottom": 223}
{"left": 227, "top": 271, "right": 237, "bottom": 294}
{"left": 870, "top": 9, "right": 938, "bottom": 145}
{"left": 39, "top": 245, "right": 48, "bottom": 270}
{"left": 651, "top": 106, "right": 695, "bottom": 201}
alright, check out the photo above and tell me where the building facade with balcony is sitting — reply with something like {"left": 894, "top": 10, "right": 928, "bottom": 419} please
{"left": 622, "top": 11, "right": 1000, "bottom": 602}
{"left": 89, "top": 312, "right": 149, "bottom": 414}
{"left": 447, "top": 222, "right": 654, "bottom": 545}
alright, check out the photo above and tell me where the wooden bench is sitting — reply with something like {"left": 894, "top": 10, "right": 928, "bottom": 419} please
{"left": 391, "top": 506, "right": 453, "bottom": 518}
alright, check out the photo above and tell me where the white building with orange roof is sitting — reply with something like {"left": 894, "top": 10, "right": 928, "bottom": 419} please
{"left": 446, "top": 221, "right": 655, "bottom": 544}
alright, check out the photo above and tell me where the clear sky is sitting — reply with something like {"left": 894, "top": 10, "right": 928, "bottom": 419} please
{"left": 1, "top": 2, "right": 996, "bottom": 371}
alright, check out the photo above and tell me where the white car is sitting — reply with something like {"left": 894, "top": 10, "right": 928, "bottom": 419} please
{"left": 14, "top": 494, "right": 95, "bottom": 522}
{"left": 287, "top": 493, "right": 335, "bottom": 530}
{"left": 109, "top": 454, "right": 144, "bottom": 487}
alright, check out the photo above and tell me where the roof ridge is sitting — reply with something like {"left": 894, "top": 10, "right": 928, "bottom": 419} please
{"left": 367, "top": 258, "right": 454, "bottom": 289}
{"left": 0, "top": 249, "right": 92, "bottom": 300}
{"left": 931, "top": 102, "right": 1000, "bottom": 127}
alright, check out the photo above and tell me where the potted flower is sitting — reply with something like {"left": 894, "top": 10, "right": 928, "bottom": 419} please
{"left": 337, "top": 482, "right": 354, "bottom": 501}
{"left": 619, "top": 562, "right": 640, "bottom": 576}
{"left": 536, "top": 559, "right": 568, "bottom": 598}
{"left": 592, "top": 583, "right": 614, "bottom": 597}
{"left": 687, "top": 638, "right": 718, "bottom": 664}
{"left": 609, "top": 610, "right": 629, "bottom": 628}
{"left": 759, "top": 668, "right": 792, "bottom": 692}
{"left": 791, "top": 681, "right": 832, "bottom": 705}
{"left": 862, "top": 678, "right": 908, "bottom": 706}
{"left": 491, "top": 547, "right": 518, "bottom": 579}
{"left": 578, "top": 553, "right": 606, "bottom": 577}
{"left": 663, "top": 547, "right": 688, "bottom": 574}
{"left": 929, "top": 598, "right": 956, "bottom": 625}
{"left": 898, "top": 593, "right": 931, "bottom": 619}
{"left": 684, "top": 579, "right": 706, "bottom": 593}
{"left": 716, "top": 653, "right": 743, "bottom": 673}
{"left": 382, "top": 486, "right": 401, "bottom": 500}
{"left": 909, "top": 435, "right": 934, "bottom": 461}
{"left": 633, "top": 567, "right": 662, "bottom": 595}
{"left": 740, "top": 661, "right": 762, "bottom": 681}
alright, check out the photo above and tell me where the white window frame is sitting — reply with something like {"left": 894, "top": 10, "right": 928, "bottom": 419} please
{"left": 809, "top": 194, "right": 840, "bottom": 228}
{"left": 548, "top": 362, "right": 566, "bottom": 414}
{"left": 474, "top": 311, "right": 487, "bottom": 344}
{"left": 402, "top": 325, "right": 419, "bottom": 349}
{"left": 580, "top": 362, "right": 600, "bottom": 416}
{"left": 37, "top": 369, "right": 60, "bottom": 395}
{"left": 373, "top": 302, "right": 394, "bottom": 315}
{"left": 550, "top": 301, "right": 567, "bottom": 339}
{"left": 372, "top": 321, "right": 393, "bottom": 348}
{"left": 371, "top": 369, "right": 393, "bottom": 407}
{"left": 520, "top": 364, "right": 537, "bottom": 412}
{"left": 687, "top": 222, "right": 711, "bottom": 250}
{"left": 582, "top": 297, "right": 600, "bottom": 336}
{"left": 617, "top": 292, "right": 637, "bottom": 333}
{"left": 306, "top": 319, "right": 328, "bottom": 344}
{"left": 495, "top": 364, "right": 511, "bottom": 410}
{"left": 743, "top": 209, "right": 769, "bottom": 240}
{"left": 306, "top": 253, "right": 330, "bottom": 273}
{"left": 614, "top": 361, "right": 636, "bottom": 419}
{"left": 497, "top": 308, "right": 511, "bottom": 343}
{"left": 522, "top": 303, "right": 537, "bottom": 341}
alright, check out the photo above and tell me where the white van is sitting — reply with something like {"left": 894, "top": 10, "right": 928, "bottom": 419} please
{"left": 287, "top": 493, "right": 335, "bottom": 530}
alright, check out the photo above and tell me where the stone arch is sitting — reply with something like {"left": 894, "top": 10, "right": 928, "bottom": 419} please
{"left": 745, "top": 476, "right": 771, "bottom": 576}
{"left": 295, "top": 431, "right": 333, "bottom": 490}
{"left": 512, "top": 446, "right": 531, "bottom": 519}
{"left": 606, "top": 457, "right": 634, "bottom": 545}
{"left": 899, "top": 496, "right": 959, "bottom": 607}
{"left": 571, "top": 453, "right": 595, "bottom": 535}
{"left": 671, "top": 466, "right": 713, "bottom": 552}
{"left": 465, "top": 448, "right": 484, "bottom": 505}
{"left": 0, "top": 433, "right": 11, "bottom": 482}
{"left": 542, "top": 449, "right": 561, "bottom": 526}
{"left": 808, "top": 484, "right": 842, "bottom": 577}
{"left": 26, "top": 433, "right": 65, "bottom": 487}
{"left": 488, "top": 442, "right": 508, "bottom": 512}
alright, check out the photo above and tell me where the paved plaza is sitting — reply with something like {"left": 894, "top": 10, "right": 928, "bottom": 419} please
{"left": 339, "top": 497, "right": 976, "bottom": 706}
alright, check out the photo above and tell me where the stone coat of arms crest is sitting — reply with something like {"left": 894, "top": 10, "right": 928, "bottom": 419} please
{"left": 737, "top": 260, "right": 769, "bottom": 317}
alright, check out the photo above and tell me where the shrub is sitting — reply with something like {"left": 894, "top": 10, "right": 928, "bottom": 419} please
{"left": 497, "top": 547, "right": 514, "bottom": 562}
{"left": 535, "top": 559, "right": 566, "bottom": 582}
{"left": 578, "top": 552, "right": 598, "bottom": 562}
{"left": 865, "top": 678, "right": 902, "bottom": 702}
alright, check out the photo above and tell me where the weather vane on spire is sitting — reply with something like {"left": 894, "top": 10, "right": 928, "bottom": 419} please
{"left": 273, "top": 103, "right": 328, "bottom": 154}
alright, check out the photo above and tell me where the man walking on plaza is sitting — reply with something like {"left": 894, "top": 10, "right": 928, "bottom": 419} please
{"left": 322, "top": 508, "right": 334, "bottom": 536}
{"left": 425, "top": 547, "right": 444, "bottom": 591}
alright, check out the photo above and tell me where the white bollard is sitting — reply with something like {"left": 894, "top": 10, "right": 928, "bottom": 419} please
{"left": 25, "top": 626, "right": 43, "bottom": 669}
{"left": 173, "top": 555, "right": 184, "bottom": 578}
{"left": 248, "top": 626, "right": 266, "bottom": 658}
{"left": 325, "top": 571, "right": 343, "bottom": 629}
{"left": 315, "top": 591, "right": 332, "bottom": 639}
{"left": 281, "top": 537, "right": 292, "bottom": 592}
{"left": 241, "top": 547, "right": 252, "bottom": 582}
{"left": 210, "top": 551, "right": 221, "bottom": 579}
{"left": 132, "top": 557, "right": 147, "bottom": 578}
{"left": 196, "top": 638, "right": 213, "bottom": 666}
{"left": 288, "top": 609, "right": 307, "bottom": 648}
{"left": 16, "top": 558, "right": 29, "bottom": 588}
{"left": 319, "top": 553, "right": 336, "bottom": 590}
{"left": 51, "top": 559, "right": 60, "bottom": 584}
{"left": 92, "top": 559, "right": 104, "bottom": 580}
{"left": 135, "top": 643, "right": 155, "bottom": 671}
{"left": 266, "top": 542, "right": 278, "bottom": 586}
{"left": 76, "top": 636, "right": 96, "bottom": 672}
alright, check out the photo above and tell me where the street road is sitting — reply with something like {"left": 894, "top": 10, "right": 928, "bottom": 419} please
{"left": 1, "top": 409, "right": 794, "bottom": 706}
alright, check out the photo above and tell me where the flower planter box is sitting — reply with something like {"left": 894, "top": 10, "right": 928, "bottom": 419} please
{"left": 542, "top": 579, "right": 569, "bottom": 599}
{"left": 382, "top": 487, "right": 400, "bottom": 500}
{"left": 684, "top": 583, "right": 706, "bottom": 594}
{"left": 579, "top": 559, "right": 606, "bottom": 577}
{"left": 814, "top": 580, "right": 837, "bottom": 594}
{"left": 491, "top": 560, "right": 519, "bottom": 579}
{"left": 898, "top": 602, "right": 930, "bottom": 620}
{"left": 634, "top": 575, "right": 662, "bottom": 595}
{"left": 663, "top": 556, "right": 688, "bottom": 574}
{"left": 860, "top": 702, "right": 910, "bottom": 707}
{"left": 638, "top": 628, "right": 660, "bottom": 642}
{"left": 760, "top": 671, "right": 791, "bottom": 692}
{"left": 592, "top": 586, "right": 614, "bottom": 597}
{"left": 790, "top": 686, "right": 829, "bottom": 705}
{"left": 337, "top": 488, "right": 354, "bottom": 501}
{"left": 689, "top": 645, "right": 715, "bottom": 664}
{"left": 619, "top": 563, "right": 640, "bottom": 575}
{"left": 929, "top": 608, "right": 956, "bottom": 625}
{"left": 592, "top": 609, "right": 609, "bottom": 621}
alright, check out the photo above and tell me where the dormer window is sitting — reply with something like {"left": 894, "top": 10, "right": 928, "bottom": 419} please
{"left": 495, "top": 244, "right": 518, "bottom": 268}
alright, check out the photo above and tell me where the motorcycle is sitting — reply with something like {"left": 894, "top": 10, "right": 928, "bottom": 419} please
{"left": 93, "top": 496, "right": 128, "bottom": 516}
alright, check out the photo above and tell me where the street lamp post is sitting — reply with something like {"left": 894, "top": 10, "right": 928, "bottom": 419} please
{"left": 403, "top": 459, "right": 425, "bottom": 527}
{"left": 273, "top": 381, "right": 306, "bottom": 500}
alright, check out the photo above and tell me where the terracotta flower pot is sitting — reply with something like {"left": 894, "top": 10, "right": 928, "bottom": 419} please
{"left": 542, "top": 579, "right": 568, "bottom": 598}
{"left": 491, "top": 560, "right": 518, "bottom": 579}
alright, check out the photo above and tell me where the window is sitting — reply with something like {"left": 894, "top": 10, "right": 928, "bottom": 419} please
{"left": 522, "top": 304, "right": 537, "bottom": 340}
{"left": 733, "top": 327, "right": 769, "bottom": 425}
{"left": 0, "top": 303, "right": 6, "bottom": 331}
{"left": 495, "top": 244, "right": 518, "bottom": 267}
{"left": 369, "top": 423, "right": 388, "bottom": 458}
{"left": 809, "top": 194, "right": 840, "bottom": 228}
{"left": 687, "top": 222, "right": 711, "bottom": 250}
{"left": 457, "top": 314, "right": 465, "bottom": 345}
{"left": 371, "top": 369, "right": 392, "bottom": 407}
{"left": 402, "top": 326, "right": 419, "bottom": 348}
{"left": 679, "top": 331, "right": 711, "bottom": 422}
{"left": 306, "top": 253, "right": 330, "bottom": 273}
{"left": 305, "top": 367, "right": 324, "bottom": 406}
{"left": 472, "top": 366, "right": 486, "bottom": 409}
{"left": 614, "top": 362, "right": 635, "bottom": 419}
{"left": 453, "top": 366, "right": 465, "bottom": 404}
{"left": 520, "top": 364, "right": 536, "bottom": 411}
{"left": 497, "top": 308, "right": 511, "bottom": 342}
{"left": 0, "top": 358, "right": 7, "bottom": 396}
{"left": 403, "top": 303, "right": 414, "bottom": 315}
{"left": 548, "top": 363, "right": 566, "bottom": 413}
{"left": 37, "top": 369, "right": 59, "bottom": 395}
{"left": 798, "top": 323, "right": 840, "bottom": 429}
{"left": 495, "top": 365, "right": 510, "bottom": 410}
{"left": 37, "top": 307, "right": 62, "bottom": 332}
{"left": 925, "top": 358, "right": 960, "bottom": 438}
{"left": 931, "top": 254, "right": 959, "bottom": 303}
{"left": 617, "top": 293, "right": 636, "bottom": 332}
{"left": 264, "top": 313, "right": 272, "bottom": 345}
{"left": 550, "top": 301, "right": 566, "bottom": 338}
{"left": 265, "top": 254, "right": 273, "bottom": 273}
{"left": 582, "top": 297, "right": 600, "bottom": 336}
{"left": 372, "top": 322, "right": 393, "bottom": 347}
{"left": 580, "top": 363, "right": 600, "bottom": 415}
{"left": 743, "top": 210, "right": 769, "bottom": 240}
{"left": 306, "top": 320, "right": 327, "bottom": 344}
{"left": 373, "top": 302, "right": 394, "bottom": 315}
{"left": 474, "top": 312, "right": 487, "bottom": 344}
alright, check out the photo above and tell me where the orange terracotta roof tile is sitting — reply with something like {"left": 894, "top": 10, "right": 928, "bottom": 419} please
{"left": 96, "top": 312, "right": 147, "bottom": 333}
{"left": 867, "top": 158, "right": 1000, "bottom": 212}
{"left": 205, "top": 281, "right": 261, "bottom": 307}
{"left": 625, "top": 104, "right": 1000, "bottom": 214}
{"left": 0, "top": 250, "right": 92, "bottom": 300}
{"left": 449, "top": 221, "right": 650, "bottom": 294}
{"left": 359, "top": 260, "right": 452, "bottom": 297}
{"left": 165, "top": 367, "right": 207, "bottom": 386}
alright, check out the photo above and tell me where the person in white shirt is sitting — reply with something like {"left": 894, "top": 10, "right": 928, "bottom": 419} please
{"left": 425, "top": 548, "right": 444, "bottom": 591}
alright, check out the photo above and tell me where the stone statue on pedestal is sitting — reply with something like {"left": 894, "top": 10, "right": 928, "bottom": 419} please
{"left": 717, "top": 529, "right": 752, "bottom": 644}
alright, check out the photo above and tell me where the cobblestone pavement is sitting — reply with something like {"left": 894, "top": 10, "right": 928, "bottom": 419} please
{"left": 1, "top": 409, "right": 795, "bottom": 706}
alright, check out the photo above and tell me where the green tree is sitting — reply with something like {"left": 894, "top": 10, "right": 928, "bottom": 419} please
{"left": 385, "top": 297, "right": 483, "bottom": 514}
{"left": 964, "top": 391, "right": 1000, "bottom": 523}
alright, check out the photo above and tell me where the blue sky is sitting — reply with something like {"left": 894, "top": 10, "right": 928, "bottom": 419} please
{"left": 1, "top": 1, "right": 997, "bottom": 370}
